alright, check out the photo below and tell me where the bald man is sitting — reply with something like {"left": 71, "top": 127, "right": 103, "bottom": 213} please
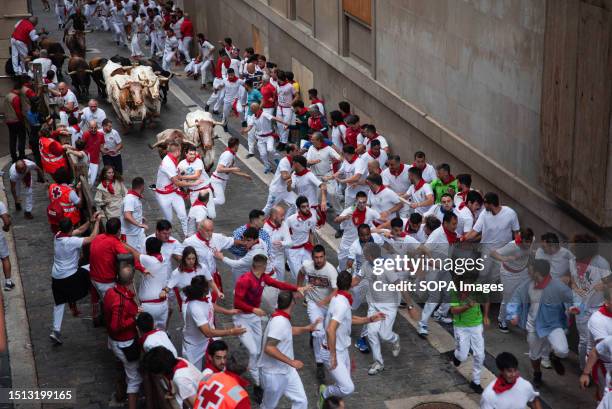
{"left": 54, "top": 82, "right": 79, "bottom": 126}
{"left": 80, "top": 99, "right": 107, "bottom": 130}
{"left": 262, "top": 205, "right": 292, "bottom": 282}
{"left": 9, "top": 159, "right": 44, "bottom": 219}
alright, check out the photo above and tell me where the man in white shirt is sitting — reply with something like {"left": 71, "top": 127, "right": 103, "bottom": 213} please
{"left": 137, "top": 237, "right": 170, "bottom": 329}
{"left": 262, "top": 144, "right": 298, "bottom": 216}
{"left": 101, "top": 118, "right": 123, "bottom": 174}
{"left": 242, "top": 103, "right": 288, "bottom": 173}
{"left": 286, "top": 196, "right": 317, "bottom": 281}
{"left": 288, "top": 155, "right": 327, "bottom": 226}
{"left": 275, "top": 70, "right": 297, "bottom": 144}
{"left": 297, "top": 246, "right": 338, "bottom": 382}
{"left": 464, "top": 192, "right": 520, "bottom": 283}
{"left": 534, "top": 232, "right": 575, "bottom": 284}
{"left": 186, "top": 191, "right": 211, "bottom": 237}
{"left": 197, "top": 34, "right": 215, "bottom": 86}
{"left": 121, "top": 177, "right": 147, "bottom": 252}
{"left": 481, "top": 352, "right": 541, "bottom": 409}
{"left": 262, "top": 206, "right": 292, "bottom": 281}
{"left": 56, "top": 82, "right": 79, "bottom": 125}
{"left": 0, "top": 202, "right": 13, "bottom": 291}
{"left": 382, "top": 155, "right": 411, "bottom": 217}
{"left": 334, "top": 145, "right": 368, "bottom": 208}
{"left": 79, "top": 99, "right": 107, "bottom": 130}
{"left": 359, "top": 139, "right": 387, "bottom": 171}
{"left": 319, "top": 271, "right": 385, "bottom": 405}
{"left": 403, "top": 166, "right": 434, "bottom": 215}
{"left": 136, "top": 312, "right": 178, "bottom": 356}
{"left": 365, "top": 174, "right": 402, "bottom": 225}
{"left": 424, "top": 193, "right": 473, "bottom": 237}
{"left": 220, "top": 68, "right": 245, "bottom": 131}
{"left": 210, "top": 137, "right": 252, "bottom": 206}
{"left": 307, "top": 133, "right": 341, "bottom": 212}
{"left": 110, "top": 2, "right": 128, "bottom": 46}
{"left": 412, "top": 151, "right": 437, "bottom": 183}
{"left": 9, "top": 159, "right": 44, "bottom": 219}
{"left": 178, "top": 146, "right": 215, "bottom": 214}
{"left": 258, "top": 291, "right": 316, "bottom": 409}
{"left": 162, "top": 28, "right": 179, "bottom": 71}
{"left": 357, "top": 124, "right": 389, "bottom": 154}
{"left": 29, "top": 49, "right": 56, "bottom": 81}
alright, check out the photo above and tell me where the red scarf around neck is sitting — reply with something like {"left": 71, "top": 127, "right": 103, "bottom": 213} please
{"left": 227, "top": 76, "right": 238, "bottom": 83}
{"left": 576, "top": 258, "right": 592, "bottom": 279}
{"left": 294, "top": 168, "right": 309, "bottom": 177}
{"left": 166, "top": 153, "right": 179, "bottom": 167}
{"left": 128, "top": 189, "right": 142, "bottom": 199}
{"left": 352, "top": 207, "right": 367, "bottom": 226}
{"left": 347, "top": 154, "right": 358, "bottom": 164}
{"left": 492, "top": 375, "right": 517, "bottom": 394}
{"left": 413, "top": 179, "right": 425, "bottom": 192}
{"left": 254, "top": 109, "right": 264, "bottom": 119}
{"left": 368, "top": 149, "right": 380, "bottom": 159}
{"left": 271, "top": 309, "right": 291, "bottom": 320}
{"left": 192, "top": 199, "right": 207, "bottom": 207}
{"left": 441, "top": 174, "right": 456, "bottom": 185}
{"left": 297, "top": 210, "right": 313, "bottom": 221}
{"left": 534, "top": 275, "right": 552, "bottom": 290}
{"left": 390, "top": 164, "right": 405, "bottom": 177}
{"left": 225, "top": 147, "right": 236, "bottom": 156}
{"left": 314, "top": 142, "right": 328, "bottom": 151}
{"left": 443, "top": 226, "right": 458, "bottom": 244}
{"left": 265, "top": 219, "right": 280, "bottom": 230}
{"left": 148, "top": 253, "right": 164, "bottom": 263}
{"left": 186, "top": 154, "right": 201, "bottom": 164}
{"left": 139, "top": 328, "right": 161, "bottom": 346}
{"left": 374, "top": 185, "right": 386, "bottom": 195}
{"left": 337, "top": 290, "right": 353, "bottom": 306}
{"left": 599, "top": 305, "right": 612, "bottom": 318}
{"left": 196, "top": 231, "right": 210, "bottom": 245}
{"left": 182, "top": 266, "right": 196, "bottom": 273}
{"left": 102, "top": 179, "right": 115, "bottom": 195}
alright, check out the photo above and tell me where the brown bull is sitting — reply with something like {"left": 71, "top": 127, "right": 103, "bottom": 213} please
{"left": 39, "top": 38, "right": 66, "bottom": 80}
{"left": 89, "top": 57, "right": 108, "bottom": 98}
{"left": 64, "top": 30, "right": 86, "bottom": 58}
{"left": 67, "top": 56, "right": 92, "bottom": 98}
{"left": 117, "top": 81, "right": 144, "bottom": 111}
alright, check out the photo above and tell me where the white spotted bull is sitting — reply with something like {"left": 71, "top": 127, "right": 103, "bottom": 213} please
{"left": 150, "top": 128, "right": 185, "bottom": 158}
{"left": 102, "top": 61, "right": 146, "bottom": 127}
{"left": 184, "top": 110, "right": 223, "bottom": 172}
{"left": 131, "top": 65, "right": 164, "bottom": 119}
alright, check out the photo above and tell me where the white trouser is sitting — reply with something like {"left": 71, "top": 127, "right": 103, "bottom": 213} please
{"left": 180, "top": 37, "right": 192, "bottom": 61}
{"left": 286, "top": 247, "right": 311, "bottom": 282}
{"left": 478, "top": 254, "right": 500, "bottom": 283}
{"left": 323, "top": 348, "right": 354, "bottom": 398}
{"left": 350, "top": 277, "right": 368, "bottom": 311}
{"left": 246, "top": 116, "right": 257, "bottom": 154}
{"left": 109, "top": 338, "right": 142, "bottom": 394}
{"left": 337, "top": 235, "right": 355, "bottom": 272}
{"left": 206, "top": 79, "right": 225, "bottom": 112}
{"left": 454, "top": 324, "right": 485, "bottom": 384}
{"left": 577, "top": 306, "right": 598, "bottom": 369}
{"left": 92, "top": 280, "right": 115, "bottom": 300}
{"left": 418, "top": 270, "right": 451, "bottom": 326}
{"left": 189, "top": 189, "right": 217, "bottom": 219}
{"left": 328, "top": 180, "right": 344, "bottom": 214}
{"left": 276, "top": 106, "right": 292, "bottom": 143}
{"left": 53, "top": 303, "right": 65, "bottom": 332}
{"left": 15, "top": 182, "right": 33, "bottom": 212}
{"left": 210, "top": 178, "right": 227, "bottom": 206}
{"left": 130, "top": 33, "right": 143, "bottom": 57}
{"left": 222, "top": 99, "right": 235, "bottom": 126}
{"left": 88, "top": 163, "right": 99, "bottom": 186}
{"left": 269, "top": 249, "right": 287, "bottom": 282}
{"left": 233, "top": 313, "right": 263, "bottom": 385}
{"left": 10, "top": 39, "right": 28, "bottom": 75}
{"left": 55, "top": 4, "right": 65, "bottom": 25}
{"left": 257, "top": 136, "right": 275, "bottom": 169}
{"left": 185, "top": 59, "right": 199, "bottom": 75}
{"left": 260, "top": 368, "right": 308, "bottom": 409}
{"left": 368, "top": 303, "right": 399, "bottom": 366}
{"left": 150, "top": 32, "right": 162, "bottom": 55}
{"left": 307, "top": 301, "right": 329, "bottom": 364}
{"left": 124, "top": 230, "right": 146, "bottom": 253}
{"left": 498, "top": 269, "right": 528, "bottom": 325}
{"left": 200, "top": 60, "right": 213, "bottom": 84}
{"left": 162, "top": 50, "right": 175, "bottom": 71}
{"left": 527, "top": 328, "right": 569, "bottom": 360}
{"left": 182, "top": 338, "right": 208, "bottom": 370}
{"left": 100, "top": 16, "right": 109, "bottom": 31}
{"left": 155, "top": 192, "right": 188, "bottom": 236}
{"left": 141, "top": 301, "right": 169, "bottom": 330}
{"left": 262, "top": 190, "right": 297, "bottom": 216}
{"left": 112, "top": 22, "right": 127, "bottom": 45}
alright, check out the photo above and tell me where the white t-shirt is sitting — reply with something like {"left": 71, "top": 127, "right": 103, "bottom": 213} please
{"left": 143, "top": 234, "right": 182, "bottom": 277}
{"left": 480, "top": 377, "right": 539, "bottom": 409}
{"left": 68, "top": 125, "right": 82, "bottom": 146}
{"left": 324, "top": 294, "right": 352, "bottom": 351}
{"left": 164, "top": 35, "right": 179, "bottom": 54}
{"left": 187, "top": 204, "right": 209, "bottom": 237}
{"left": 589, "top": 310, "right": 612, "bottom": 343}
{"left": 276, "top": 82, "right": 295, "bottom": 107}
{"left": 212, "top": 150, "right": 236, "bottom": 181}
{"left": 473, "top": 206, "right": 520, "bottom": 254}
{"left": 413, "top": 163, "right": 437, "bottom": 183}
{"left": 172, "top": 358, "right": 204, "bottom": 407}
{"left": 141, "top": 329, "right": 178, "bottom": 356}
{"left": 340, "top": 157, "right": 368, "bottom": 199}
{"left": 360, "top": 150, "right": 388, "bottom": 170}
{"left": 534, "top": 247, "right": 575, "bottom": 280}
{"left": 405, "top": 182, "right": 434, "bottom": 214}
{"left": 182, "top": 297, "right": 214, "bottom": 347}
{"left": 199, "top": 40, "right": 215, "bottom": 60}
{"left": 358, "top": 134, "right": 389, "bottom": 151}
{"left": 306, "top": 145, "right": 340, "bottom": 177}
{"left": 291, "top": 171, "right": 322, "bottom": 208}
{"left": 9, "top": 159, "right": 37, "bottom": 184}
{"left": 331, "top": 124, "right": 346, "bottom": 149}
{"left": 103, "top": 129, "right": 122, "bottom": 156}
{"left": 424, "top": 226, "right": 452, "bottom": 260}
{"left": 248, "top": 111, "right": 275, "bottom": 137}
{"left": 182, "top": 232, "right": 234, "bottom": 277}
{"left": 286, "top": 212, "right": 317, "bottom": 247}
{"left": 348, "top": 233, "right": 384, "bottom": 274}
{"left": 138, "top": 254, "right": 169, "bottom": 301}
{"left": 178, "top": 157, "right": 208, "bottom": 192}
{"left": 367, "top": 186, "right": 400, "bottom": 218}
{"left": 526, "top": 282, "right": 543, "bottom": 332}
{"left": 402, "top": 221, "right": 427, "bottom": 243}
{"left": 572, "top": 255, "right": 611, "bottom": 309}
{"left": 302, "top": 260, "right": 338, "bottom": 303}
{"left": 423, "top": 205, "right": 473, "bottom": 236}
{"left": 61, "top": 89, "right": 78, "bottom": 110}
{"left": 262, "top": 220, "right": 292, "bottom": 259}
{"left": 258, "top": 314, "right": 293, "bottom": 374}
{"left": 79, "top": 107, "right": 107, "bottom": 130}
{"left": 339, "top": 206, "right": 380, "bottom": 246}
{"left": 52, "top": 236, "right": 85, "bottom": 279}
{"left": 156, "top": 155, "right": 179, "bottom": 192}
{"left": 382, "top": 233, "right": 421, "bottom": 256}
{"left": 222, "top": 78, "right": 244, "bottom": 103}
{"left": 269, "top": 156, "right": 292, "bottom": 193}
{"left": 381, "top": 165, "right": 411, "bottom": 195}
{"left": 121, "top": 192, "right": 144, "bottom": 236}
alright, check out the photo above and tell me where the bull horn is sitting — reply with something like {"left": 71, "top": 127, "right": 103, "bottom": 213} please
{"left": 68, "top": 70, "right": 76, "bottom": 75}
{"left": 85, "top": 69, "right": 93, "bottom": 73}
{"left": 154, "top": 71, "right": 161, "bottom": 75}
{"left": 93, "top": 67, "right": 102, "bottom": 71}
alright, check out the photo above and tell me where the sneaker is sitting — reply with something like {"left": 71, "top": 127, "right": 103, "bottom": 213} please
{"left": 317, "top": 385, "right": 326, "bottom": 409}
{"left": 498, "top": 322, "right": 509, "bottom": 333}
{"left": 24, "top": 212, "right": 33, "bottom": 220}
{"left": 334, "top": 229, "right": 344, "bottom": 239}
{"left": 368, "top": 361, "right": 384, "bottom": 375}
{"left": 452, "top": 354, "right": 461, "bottom": 367}
{"left": 532, "top": 371, "right": 543, "bottom": 388}
{"left": 433, "top": 313, "right": 453, "bottom": 324}
{"left": 540, "top": 357, "right": 552, "bottom": 369}
{"left": 253, "top": 385, "right": 263, "bottom": 405}
{"left": 148, "top": 184, "right": 157, "bottom": 191}
{"left": 417, "top": 323, "right": 428, "bottom": 337}
{"left": 264, "top": 166, "right": 271, "bottom": 174}
{"left": 3, "top": 280, "right": 15, "bottom": 291}
{"left": 316, "top": 363, "right": 325, "bottom": 383}
{"left": 15, "top": 203, "right": 22, "bottom": 211}
{"left": 355, "top": 337, "right": 370, "bottom": 353}
{"left": 469, "top": 381, "right": 483, "bottom": 394}
{"left": 49, "top": 330, "right": 62, "bottom": 345}
{"left": 392, "top": 338, "right": 401, "bottom": 357}
{"left": 549, "top": 352, "right": 565, "bottom": 376}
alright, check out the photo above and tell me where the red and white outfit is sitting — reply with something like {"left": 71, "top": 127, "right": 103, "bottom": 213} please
{"left": 182, "top": 294, "right": 214, "bottom": 369}
{"left": 211, "top": 148, "right": 236, "bottom": 206}
{"left": 262, "top": 219, "right": 292, "bottom": 281}
{"left": 412, "top": 162, "right": 437, "bottom": 183}
{"left": 276, "top": 82, "right": 295, "bottom": 143}
{"left": 307, "top": 143, "right": 341, "bottom": 208}
{"left": 258, "top": 310, "right": 308, "bottom": 409}
{"left": 179, "top": 18, "right": 193, "bottom": 62}
{"left": 221, "top": 77, "right": 245, "bottom": 126}
{"left": 285, "top": 210, "right": 317, "bottom": 280}
{"left": 357, "top": 133, "right": 389, "bottom": 151}
{"left": 155, "top": 153, "right": 188, "bottom": 235}
{"left": 167, "top": 358, "right": 205, "bottom": 407}
{"left": 120, "top": 190, "right": 145, "bottom": 252}
{"left": 168, "top": 264, "right": 212, "bottom": 310}
{"left": 248, "top": 110, "right": 277, "bottom": 171}
{"left": 382, "top": 164, "right": 411, "bottom": 217}
{"left": 360, "top": 148, "right": 388, "bottom": 171}
{"left": 338, "top": 154, "right": 367, "bottom": 207}
{"left": 178, "top": 155, "right": 216, "bottom": 213}
{"left": 367, "top": 185, "right": 401, "bottom": 225}
{"left": 337, "top": 205, "right": 380, "bottom": 271}
{"left": 182, "top": 232, "right": 234, "bottom": 297}
{"left": 290, "top": 169, "right": 325, "bottom": 226}
{"left": 480, "top": 376, "right": 539, "bottom": 409}
{"left": 137, "top": 253, "right": 170, "bottom": 329}
{"left": 58, "top": 89, "right": 79, "bottom": 126}
{"left": 405, "top": 179, "right": 434, "bottom": 215}
{"left": 262, "top": 155, "right": 297, "bottom": 215}
{"left": 233, "top": 271, "right": 297, "bottom": 386}
{"left": 331, "top": 123, "right": 347, "bottom": 150}
{"left": 186, "top": 199, "right": 211, "bottom": 237}
{"left": 11, "top": 19, "right": 40, "bottom": 75}
{"left": 139, "top": 328, "right": 178, "bottom": 356}
{"left": 9, "top": 159, "right": 37, "bottom": 213}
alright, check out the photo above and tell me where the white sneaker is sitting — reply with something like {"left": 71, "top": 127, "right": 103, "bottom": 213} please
{"left": 417, "top": 323, "right": 428, "bottom": 337}
{"left": 368, "top": 361, "right": 384, "bottom": 375}
{"left": 541, "top": 357, "right": 552, "bottom": 369}
{"left": 433, "top": 313, "right": 453, "bottom": 324}
{"left": 392, "top": 338, "right": 401, "bottom": 357}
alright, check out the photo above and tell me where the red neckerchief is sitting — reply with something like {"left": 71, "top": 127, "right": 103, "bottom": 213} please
{"left": 366, "top": 132, "right": 379, "bottom": 141}
{"left": 390, "top": 164, "right": 404, "bottom": 177}
{"left": 271, "top": 309, "right": 291, "bottom": 320}
{"left": 576, "top": 258, "right": 592, "bottom": 279}
{"left": 102, "top": 179, "right": 115, "bottom": 195}
{"left": 314, "top": 142, "right": 328, "bottom": 151}
{"left": 225, "top": 147, "right": 236, "bottom": 156}
{"left": 166, "top": 153, "right": 179, "bottom": 167}
{"left": 278, "top": 80, "right": 288, "bottom": 87}
{"left": 286, "top": 155, "right": 293, "bottom": 166}
{"left": 148, "top": 253, "right": 164, "bottom": 263}
{"left": 367, "top": 149, "right": 380, "bottom": 159}
{"left": 127, "top": 189, "right": 143, "bottom": 199}
{"left": 457, "top": 190, "right": 468, "bottom": 202}
{"left": 138, "top": 328, "right": 161, "bottom": 346}
{"left": 599, "top": 305, "right": 612, "bottom": 318}
{"left": 352, "top": 207, "right": 366, "bottom": 226}
{"left": 254, "top": 109, "right": 264, "bottom": 119}
{"left": 294, "top": 168, "right": 309, "bottom": 177}
{"left": 493, "top": 375, "right": 517, "bottom": 394}
{"left": 186, "top": 154, "right": 201, "bottom": 164}
{"left": 265, "top": 219, "right": 280, "bottom": 231}
{"left": 204, "top": 361, "right": 221, "bottom": 373}
{"left": 196, "top": 231, "right": 210, "bottom": 245}
{"left": 458, "top": 202, "right": 466, "bottom": 210}
{"left": 347, "top": 154, "right": 358, "bottom": 164}
{"left": 374, "top": 185, "right": 386, "bottom": 195}
{"left": 71, "top": 124, "right": 81, "bottom": 133}
{"left": 56, "top": 232, "right": 72, "bottom": 239}
{"left": 227, "top": 76, "right": 238, "bottom": 83}
{"left": 413, "top": 179, "right": 425, "bottom": 191}
{"left": 297, "top": 107, "right": 308, "bottom": 116}
{"left": 192, "top": 199, "right": 207, "bottom": 207}
{"left": 534, "top": 275, "right": 552, "bottom": 290}
{"left": 182, "top": 267, "right": 196, "bottom": 273}
{"left": 412, "top": 162, "right": 426, "bottom": 170}
{"left": 297, "top": 209, "right": 313, "bottom": 221}
{"left": 441, "top": 174, "right": 456, "bottom": 185}
{"left": 310, "top": 98, "right": 324, "bottom": 105}
{"left": 167, "top": 359, "right": 189, "bottom": 380}
{"left": 337, "top": 290, "right": 353, "bottom": 306}
{"left": 443, "top": 226, "right": 458, "bottom": 244}
{"left": 514, "top": 233, "right": 523, "bottom": 245}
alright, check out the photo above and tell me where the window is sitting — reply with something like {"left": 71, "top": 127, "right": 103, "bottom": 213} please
{"left": 341, "top": 0, "right": 374, "bottom": 71}
{"left": 342, "top": 0, "right": 371, "bottom": 27}
{"left": 295, "top": 0, "right": 314, "bottom": 28}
